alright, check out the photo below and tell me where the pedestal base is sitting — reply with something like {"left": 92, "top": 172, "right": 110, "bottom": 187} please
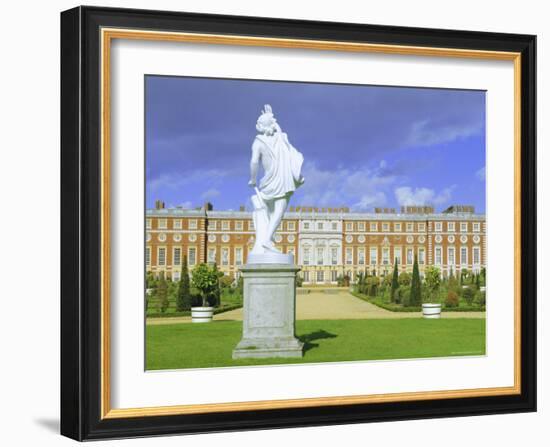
{"left": 232, "top": 263, "right": 303, "bottom": 359}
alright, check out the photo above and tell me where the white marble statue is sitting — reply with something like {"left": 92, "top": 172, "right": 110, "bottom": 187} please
{"left": 248, "top": 105, "right": 304, "bottom": 263}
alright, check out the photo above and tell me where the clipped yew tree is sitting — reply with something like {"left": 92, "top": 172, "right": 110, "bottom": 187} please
{"left": 176, "top": 255, "right": 192, "bottom": 311}
{"left": 390, "top": 259, "right": 399, "bottom": 302}
{"left": 409, "top": 255, "right": 422, "bottom": 307}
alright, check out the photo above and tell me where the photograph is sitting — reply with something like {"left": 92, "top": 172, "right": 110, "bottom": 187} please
{"left": 144, "top": 76, "right": 488, "bottom": 371}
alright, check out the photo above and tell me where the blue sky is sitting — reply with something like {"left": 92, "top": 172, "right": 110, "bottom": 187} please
{"left": 146, "top": 76, "right": 486, "bottom": 213}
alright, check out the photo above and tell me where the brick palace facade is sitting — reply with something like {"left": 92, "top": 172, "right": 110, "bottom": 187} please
{"left": 146, "top": 201, "right": 486, "bottom": 285}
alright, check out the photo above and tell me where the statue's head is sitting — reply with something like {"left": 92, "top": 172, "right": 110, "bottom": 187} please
{"left": 256, "top": 104, "right": 278, "bottom": 135}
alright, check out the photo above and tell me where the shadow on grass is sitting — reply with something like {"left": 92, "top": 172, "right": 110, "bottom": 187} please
{"left": 298, "top": 329, "right": 338, "bottom": 353}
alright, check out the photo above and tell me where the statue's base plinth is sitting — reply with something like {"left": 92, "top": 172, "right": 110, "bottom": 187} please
{"left": 232, "top": 263, "right": 303, "bottom": 359}
{"left": 247, "top": 252, "right": 294, "bottom": 265}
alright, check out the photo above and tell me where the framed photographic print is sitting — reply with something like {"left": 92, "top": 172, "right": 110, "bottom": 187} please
{"left": 60, "top": 6, "right": 536, "bottom": 441}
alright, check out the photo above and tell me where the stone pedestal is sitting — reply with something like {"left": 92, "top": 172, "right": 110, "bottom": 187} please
{"left": 232, "top": 263, "right": 304, "bottom": 359}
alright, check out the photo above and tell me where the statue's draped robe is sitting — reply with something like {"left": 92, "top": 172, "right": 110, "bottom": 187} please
{"left": 256, "top": 132, "right": 304, "bottom": 201}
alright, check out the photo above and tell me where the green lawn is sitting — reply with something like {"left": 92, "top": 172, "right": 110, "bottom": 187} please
{"left": 146, "top": 318, "right": 485, "bottom": 370}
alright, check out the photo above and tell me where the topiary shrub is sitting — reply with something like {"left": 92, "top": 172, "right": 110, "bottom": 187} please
{"left": 445, "top": 290, "right": 459, "bottom": 308}
{"left": 462, "top": 286, "right": 475, "bottom": 306}
{"left": 475, "top": 290, "right": 486, "bottom": 307}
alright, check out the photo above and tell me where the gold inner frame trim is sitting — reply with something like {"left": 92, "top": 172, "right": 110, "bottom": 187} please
{"left": 100, "top": 27, "right": 522, "bottom": 419}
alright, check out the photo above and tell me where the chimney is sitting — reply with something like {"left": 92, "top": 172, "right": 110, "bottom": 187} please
{"left": 203, "top": 202, "right": 213, "bottom": 211}
{"left": 154, "top": 200, "right": 165, "bottom": 210}
{"left": 239, "top": 205, "right": 245, "bottom": 212}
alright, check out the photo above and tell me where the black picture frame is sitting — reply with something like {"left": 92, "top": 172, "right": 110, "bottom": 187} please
{"left": 61, "top": 5, "right": 536, "bottom": 441}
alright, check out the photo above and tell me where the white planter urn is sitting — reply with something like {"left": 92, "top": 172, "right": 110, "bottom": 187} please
{"left": 422, "top": 303, "right": 442, "bottom": 319}
{"left": 191, "top": 306, "right": 214, "bottom": 323}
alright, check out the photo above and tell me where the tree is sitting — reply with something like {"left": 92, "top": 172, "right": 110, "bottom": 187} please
{"left": 475, "top": 273, "right": 481, "bottom": 290}
{"left": 191, "top": 263, "right": 220, "bottom": 307}
{"left": 410, "top": 255, "right": 422, "bottom": 306}
{"left": 390, "top": 259, "right": 399, "bottom": 302}
{"left": 424, "top": 266, "right": 441, "bottom": 303}
{"left": 210, "top": 263, "right": 223, "bottom": 307}
{"left": 462, "top": 286, "right": 475, "bottom": 306}
{"left": 156, "top": 271, "right": 169, "bottom": 313}
{"left": 175, "top": 255, "right": 192, "bottom": 311}
{"left": 398, "top": 271, "right": 412, "bottom": 287}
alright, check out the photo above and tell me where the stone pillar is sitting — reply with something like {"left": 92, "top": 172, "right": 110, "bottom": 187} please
{"left": 232, "top": 263, "right": 304, "bottom": 359}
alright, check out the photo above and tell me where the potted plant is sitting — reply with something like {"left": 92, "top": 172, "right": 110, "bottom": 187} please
{"left": 190, "top": 263, "right": 219, "bottom": 323}
{"left": 422, "top": 266, "right": 442, "bottom": 318}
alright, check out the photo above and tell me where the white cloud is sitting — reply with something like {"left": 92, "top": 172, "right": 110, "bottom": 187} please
{"left": 395, "top": 185, "right": 456, "bottom": 206}
{"left": 406, "top": 119, "right": 482, "bottom": 148}
{"left": 177, "top": 201, "right": 193, "bottom": 209}
{"left": 297, "top": 162, "right": 397, "bottom": 210}
{"left": 148, "top": 169, "right": 233, "bottom": 192}
{"left": 476, "top": 166, "right": 486, "bottom": 181}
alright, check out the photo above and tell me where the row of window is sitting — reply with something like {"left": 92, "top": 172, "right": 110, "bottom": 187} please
{"left": 146, "top": 218, "right": 483, "bottom": 233}
{"left": 302, "top": 246, "right": 482, "bottom": 267}
{"left": 147, "top": 245, "right": 482, "bottom": 269}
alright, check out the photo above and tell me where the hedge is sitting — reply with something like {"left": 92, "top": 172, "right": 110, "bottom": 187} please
{"left": 352, "top": 292, "right": 485, "bottom": 313}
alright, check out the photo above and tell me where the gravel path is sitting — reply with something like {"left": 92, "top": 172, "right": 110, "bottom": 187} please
{"left": 147, "top": 289, "right": 485, "bottom": 325}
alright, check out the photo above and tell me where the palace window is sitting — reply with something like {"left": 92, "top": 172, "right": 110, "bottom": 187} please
{"left": 406, "top": 247, "right": 413, "bottom": 265}
{"left": 394, "top": 223, "right": 402, "bottom": 232}
{"left": 357, "top": 222, "right": 365, "bottom": 231}
{"left": 394, "top": 247, "right": 402, "bottom": 265}
{"left": 317, "top": 222, "right": 324, "bottom": 231}
{"left": 303, "top": 247, "right": 311, "bottom": 265}
{"left": 303, "top": 222, "right": 310, "bottom": 230}
{"left": 173, "top": 271, "right": 180, "bottom": 282}
{"left": 435, "top": 246, "right": 442, "bottom": 265}
{"left": 145, "top": 247, "right": 151, "bottom": 266}
{"left": 406, "top": 222, "right": 414, "bottom": 232}
{"left": 473, "top": 246, "right": 480, "bottom": 265}
{"left": 345, "top": 247, "right": 353, "bottom": 265}
{"left": 158, "top": 219, "right": 167, "bottom": 229}
{"left": 303, "top": 271, "right": 310, "bottom": 282}
{"left": 370, "top": 222, "right": 378, "bottom": 232}
{"left": 235, "top": 247, "right": 243, "bottom": 266}
{"left": 382, "top": 248, "right": 390, "bottom": 265}
{"left": 418, "top": 248, "right": 426, "bottom": 265}
{"left": 188, "top": 247, "right": 197, "bottom": 266}
{"left": 287, "top": 221, "right": 295, "bottom": 231}
{"left": 346, "top": 222, "right": 353, "bottom": 231}
{"left": 358, "top": 248, "right": 365, "bottom": 265}
{"left": 248, "top": 221, "right": 254, "bottom": 230}
{"left": 331, "top": 222, "right": 338, "bottom": 231}
{"left": 460, "top": 246, "right": 468, "bottom": 265}
{"left": 434, "top": 222, "right": 442, "bottom": 232}
{"left": 287, "top": 247, "right": 296, "bottom": 257}
{"left": 207, "top": 248, "right": 216, "bottom": 264}
{"left": 173, "top": 247, "right": 181, "bottom": 266}
{"left": 331, "top": 270, "right": 338, "bottom": 282}
{"left": 317, "top": 247, "right": 324, "bottom": 265}
{"left": 221, "top": 248, "right": 229, "bottom": 266}
{"left": 448, "top": 247, "right": 456, "bottom": 266}
{"left": 188, "top": 219, "right": 198, "bottom": 230}
{"left": 221, "top": 220, "right": 229, "bottom": 231}
{"left": 146, "top": 219, "right": 152, "bottom": 229}
{"left": 208, "top": 220, "right": 217, "bottom": 230}
{"left": 447, "top": 222, "right": 455, "bottom": 232}
{"left": 418, "top": 222, "right": 426, "bottom": 232}
{"left": 316, "top": 270, "right": 325, "bottom": 283}
{"left": 331, "top": 247, "right": 338, "bottom": 265}
{"left": 158, "top": 247, "right": 166, "bottom": 266}
{"left": 382, "top": 222, "right": 390, "bottom": 232}
{"left": 235, "top": 221, "right": 243, "bottom": 231}
{"left": 370, "top": 247, "right": 378, "bottom": 265}
{"left": 460, "top": 222, "right": 468, "bottom": 232}
{"left": 473, "top": 222, "right": 481, "bottom": 232}
{"left": 173, "top": 219, "right": 182, "bottom": 229}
